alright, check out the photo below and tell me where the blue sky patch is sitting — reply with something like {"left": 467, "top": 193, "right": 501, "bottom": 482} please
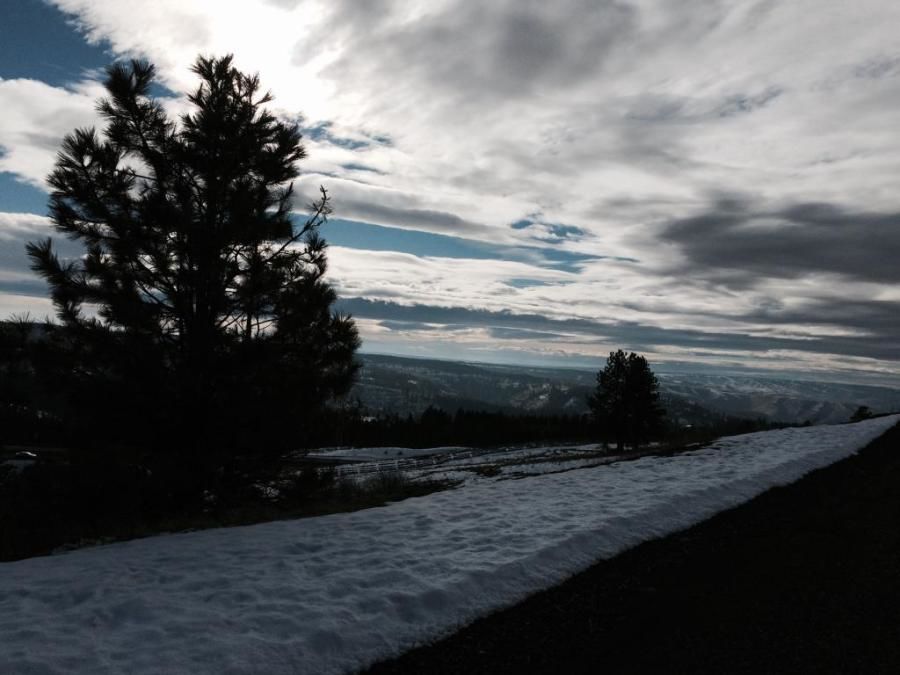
{"left": 0, "top": 174, "right": 48, "bottom": 215}
{"left": 0, "top": 1, "right": 111, "bottom": 86}
{"left": 543, "top": 223, "right": 586, "bottom": 239}
{"left": 509, "top": 218, "right": 587, "bottom": 243}
{"left": 322, "top": 218, "right": 499, "bottom": 259}
{"left": 303, "top": 122, "right": 370, "bottom": 150}
{"left": 321, "top": 218, "right": 606, "bottom": 272}
{"left": 505, "top": 278, "right": 556, "bottom": 288}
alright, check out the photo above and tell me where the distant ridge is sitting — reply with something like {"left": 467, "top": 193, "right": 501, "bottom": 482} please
{"left": 353, "top": 353, "right": 900, "bottom": 425}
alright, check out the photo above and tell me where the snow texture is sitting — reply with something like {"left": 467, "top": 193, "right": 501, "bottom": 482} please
{"left": 308, "top": 446, "right": 470, "bottom": 461}
{"left": 1, "top": 416, "right": 897, "bottom": 674}
{"left": 325, "top": 443, "right": 612, "bottom": 485}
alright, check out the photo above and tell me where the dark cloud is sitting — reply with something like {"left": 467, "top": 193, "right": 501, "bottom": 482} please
{"left": 0, "top": 216, "right": 81, "bottom": 300}
{"left": 744, "top": 297, "right": 900, "bottom": 344}
{"left": 853, "top": 55, "right": 900, "bottom": 80}
{"left": 315, "top": 0, "right": 638, "bottom": 106}
{"left": 333, "top": 199, "right": 489, "bottom": 239}
{"left": 341, "top": 163, "right": 385, "bottom": 175}
{"left": 339, "top": 298, "right": 900, "bottom": 362}
{"left": 0, "top": 278, "right": 47, "bottom": 297}
{"left": 716, "top": 87, "right": 783, "bottom": 118}
{"left": 660, "top": 199, "right": 900, "bottom": 285}
{"left": 624, "top": 86, "right": 782, "bottom": 123}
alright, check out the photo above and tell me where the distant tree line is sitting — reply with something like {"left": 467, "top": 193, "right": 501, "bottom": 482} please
{"left": 1, "top": 319, "right": 794, "bottom": 563}
{"left": 0, "top": 320, "right": 66, "bottom": 447}
{"left": 308, "top": 406, "right": 597, "bottom": 449}
{"left": 2, "top": 318, "right": 791, "bottom": 454}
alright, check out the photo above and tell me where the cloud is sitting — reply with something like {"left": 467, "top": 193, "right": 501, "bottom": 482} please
{"left": 0, "top": 293, "right": 54, "bottom": 319}
{"left": 0, "top": 213, "right": 62, "bottom": 303}
{"left": 510, "top": 219, "right": 588, "bottom": 245}
{"left": 0, "top": 213, "right": 89, "bottom": 306}
{"left": 0, "top": 77, "right": 102, "bottom": 186}
{"left": 0, "top": 212, "right": 52, "bottom": 241}
{"left": 340, "top": 297, "right": 900, "bottom": 375}
{"left": 1, "top": 0, "right": 898, "bottom": 381}
{"left": 322, "top": 239, "right": 900, "bottom": 378}
{"left": 333, "top": 197, "right": 488, "bottom": 240}
{"left": 28, "top": 1, "right": 900, "bottom": 238}
{"left": 660, "top": 199, "right": 900, "bottom": 285}
{"left": 315, "top": 1, "right": 638, "bottom": 106}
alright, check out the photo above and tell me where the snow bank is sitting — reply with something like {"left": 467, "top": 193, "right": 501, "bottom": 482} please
{"left": 1, "top": 415, "right": 896, "bottom": 674}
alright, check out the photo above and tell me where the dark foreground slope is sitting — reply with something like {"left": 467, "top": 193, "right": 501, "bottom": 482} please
{"left": 366, "top": 421, "right": 900, "bottom": 675}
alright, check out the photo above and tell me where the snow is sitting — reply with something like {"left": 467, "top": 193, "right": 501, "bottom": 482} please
{"left": 405, "top": 446, "right": 621, "bottom": 486}
{"left": 1, "top": 415, "right": 897, "bottom": 675}
{"left": 326, "top": 443, "right": 611, "bottom": 485}
{"left": 307, "top": 446, "right": 469, "bottom": 462}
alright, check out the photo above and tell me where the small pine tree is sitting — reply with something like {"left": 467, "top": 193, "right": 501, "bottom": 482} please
{"left": 850, "top": 405, "right": 874, "bottom": 423}
{"left": 589, "top": 350, "right": 665, "bottom": 450}
{"left": 26, "top": 56, "right": 359, "bottom": 478}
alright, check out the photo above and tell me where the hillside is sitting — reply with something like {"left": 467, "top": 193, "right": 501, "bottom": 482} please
{"left": 2, "top": 416, "right": 895, "bottom": 674}
{"left": 660, "top": 372, "right": 900, "bottom": 425}
{"left": 353, "top": 353, "right": 900, "bottom": 425}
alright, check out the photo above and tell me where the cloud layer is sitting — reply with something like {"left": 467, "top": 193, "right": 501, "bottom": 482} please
{"left": 1, "top": 0, "right": 899, "bottom": 382}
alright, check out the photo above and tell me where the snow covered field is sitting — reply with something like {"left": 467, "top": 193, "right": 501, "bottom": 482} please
{"left": 2, "top": 415, "right": 897, "bottom": 675}
{"left": 313, "top": 442, "right": 615, "bottom": 485}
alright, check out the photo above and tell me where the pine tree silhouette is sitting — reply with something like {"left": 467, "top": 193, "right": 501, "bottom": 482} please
{"left": 589, "top": 350, "right": 665, "bottom": 450}
{"left": 27, "top": 56, "right": 359, "bottom": 480}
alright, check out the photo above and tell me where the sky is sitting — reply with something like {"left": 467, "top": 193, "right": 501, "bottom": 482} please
{"left": 1, "top": 0, "right": 899, "bottom": 384}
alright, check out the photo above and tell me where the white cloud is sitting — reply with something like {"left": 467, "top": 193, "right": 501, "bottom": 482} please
{"left": 0, "top": 293, "right": 54, "bottom": 319}
{"left": 2, "top": 0, "right": 899, "bottom": 378}
{"left": 32, "top": 1, "right": 900, "bottom": 241}
{"left": 0, "top": 78, "right": 103, "bottom": 186}
{"left": 0, "top": 212, "right": 53, "bottom": 240}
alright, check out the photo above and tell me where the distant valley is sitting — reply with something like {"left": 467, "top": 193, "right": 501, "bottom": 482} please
{"left": 352, "top": 354, "right": 900, "bottom": 426}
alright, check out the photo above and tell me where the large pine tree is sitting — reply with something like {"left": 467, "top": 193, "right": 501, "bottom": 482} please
{"left": 27, "top": 55, "right": 359, "bottom": 469}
